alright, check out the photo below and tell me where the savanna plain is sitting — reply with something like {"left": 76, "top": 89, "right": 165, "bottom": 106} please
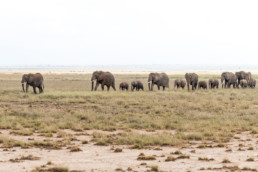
{"left": 0, "top": 73, "right": 257, "bottom": 172}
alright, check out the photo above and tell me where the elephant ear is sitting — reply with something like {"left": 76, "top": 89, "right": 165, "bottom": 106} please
{"left": 28, "top": 75, "right": 34, "bottom": 84}
{"left": 185, "top": 73, "right": 189, "bottom": 79}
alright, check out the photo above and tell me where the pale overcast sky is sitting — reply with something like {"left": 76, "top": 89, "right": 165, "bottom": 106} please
{"left": 0, "top": 0, "right": 258, "bottom": 66}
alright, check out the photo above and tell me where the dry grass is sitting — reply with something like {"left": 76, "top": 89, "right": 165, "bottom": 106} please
{"left": 0, "top": 73, "right": 258, "bottom": 149}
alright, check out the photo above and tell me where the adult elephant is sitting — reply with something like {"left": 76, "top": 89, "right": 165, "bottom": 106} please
{"left": 235, "top": 71, "right": 252, "bottom": 88}
{"left": 21, "top": 73, "right": 44, "bottom": 94}
{"left": 174, "top": 79, "right": 186, "bottom": 89}
{"left": 185, "top": 73, "right": 198, "bottom": 91}
{"left": 208, "top": 78, "right": 219, "bottom": 89}
{"left": 221, "top": 72, "right": 237, "bottom": 88}
{"left": 148, "top": 73, "right": 169, "bottom": 91}
{"left": 91, "top": 71, "right": 116, "bottom": 91}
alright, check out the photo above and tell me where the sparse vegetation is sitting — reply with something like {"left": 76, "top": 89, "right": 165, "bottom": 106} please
{"left": 0, "top": 73, "right": 257, "bottom": 149}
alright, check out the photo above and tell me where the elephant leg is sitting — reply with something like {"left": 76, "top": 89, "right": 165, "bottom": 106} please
{"left": 112, "top": 84, "right": 116, "bottom": 91}
{"left": 158, "top": 86, "right": 160, "bottom": 90}
{"left": 95, "top": 82, "right": 99, "bottom": 91}
{"left": 163, "top": 86, "right": 165, "bottom": 91}
{"left": 107, "top": 86, "right": 110, "bottom": 91}
{"left": 26, "top": 83, "right": 29, "bottom": 93}
{"left": 39, "top": 86, "right": 42, "bottom": 93}
{"left": 33, "top": 86, "right": 37, "bottom": 94}
{"left": 101, "top": 84, "right": 105, "bottom": 91}
{"left": 40, "top": 85, "right": 44, "bottom": 93}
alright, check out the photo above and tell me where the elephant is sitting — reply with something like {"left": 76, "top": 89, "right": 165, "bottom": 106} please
{"left": 131, "top": 81, "right": 144, "bottom": 91}
{"left": 174, "top": 79, "right": 186, "bottom": 89}
{"left": 91, "top": 71, "right": 116, "bottom": 91}
{"left": 148, "top": 73, "right": 169, "bottom": 91}
{"left": 235, "top": 71, "right": 252, "bottom": 88}
{"left": 221, "top": 72, "right": 237, "bottom": 88}
{"left": 21, "top": 73, "right": 44, "bottom": 94}
{"left": 185, "top": 73, "right": 198, "bottom": 91}
{"left": 119, "top": 82, "right": 129, "bottom": 91}
{"left": 198, "top": 81, "right": 207, "bottom": 89}
{"left": 248, "top": 78, "right": 256, "bottom": 88}
{"left": 208, "top": 78, "right": 219, "bottom": 89}
{"left": 240, "top": 79, "right": 248, "bottom": 88}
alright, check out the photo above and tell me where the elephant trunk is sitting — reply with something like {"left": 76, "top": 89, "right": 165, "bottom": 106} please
{"left": 148, "top": 82, "right": 151, "bottom": 91}
{"left": 22, "top": 83, "right": 25, "bottom": 92}
{"left": 91, "top": 81, "right": 94, "bottom": 91}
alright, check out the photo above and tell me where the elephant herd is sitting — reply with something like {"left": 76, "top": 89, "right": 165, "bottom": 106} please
{"left": 21, "top": 71, "right": 256, "bottom": 94}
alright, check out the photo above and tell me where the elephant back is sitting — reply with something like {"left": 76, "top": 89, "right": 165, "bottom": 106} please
{"left": 99, "top": 72, "right": 115, "bottom": 85}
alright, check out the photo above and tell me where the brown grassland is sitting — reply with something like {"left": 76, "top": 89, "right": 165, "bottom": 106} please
{"left": 0, "top": 73, "right": 257, "bottom": 172}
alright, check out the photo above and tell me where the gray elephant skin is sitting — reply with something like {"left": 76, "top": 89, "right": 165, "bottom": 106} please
{"left": 240, "top": 79, "right": 248, "bottom": 88}
{"left": 148, "top": 73, "right": 169, "bottom": 91}
{"left": 174, "top": 79, "right": 186, "bottom": 89}
{"left": 208, "top": 78, "right": 219, "bottom": 89}
{"left": 119, "top": 82, "right": 129, "bottom": 91}
{"left": 91, "top": 71, "right": 116, "bottom": 91}
{"left": 131, "top": 81, "right": 144, "bottom": 91}
{"left": 248, "top": 78, "right": 256, "bottom": 88}
{"left": 235, "top": 71, "right": 251, "bottom": 88}
{"left": 221, "top": 72, "right": 237, "bottom": 88}
{"left": 185, "top": 73, "right": 198, "bottom": 91}
{"left": 21, "top": 73, "right": 44, "bottom": 94}
{"left": 198, "top": 81, "right": 207, "bottom": 89}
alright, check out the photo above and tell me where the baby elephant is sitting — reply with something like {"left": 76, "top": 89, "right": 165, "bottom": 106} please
{"left": 240, "top": 79, "right": 248, "bottom": 88}
{"left": 248, "top": 78, "right": 256, "bottom": 88}
{"left": 198, "top": 81, "right": 207, "bottom": 89}
{"left": 119, "top": 82, "right": 129, "bottom": 91}
{"left": 208, "top": 78, "right": 219, "bottom": 89}
{"left": 131, "top": 81, "right": 144, "bottom": 91}
{"left": 174, "top": 79, "right": 186, "bottom": 89}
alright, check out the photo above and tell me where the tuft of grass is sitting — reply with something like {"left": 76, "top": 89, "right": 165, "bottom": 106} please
{"left": 198, "top": 157, "right": 214, "bottom": 161}
{"left": 222, "top": 158, "right": 231, "bottom": 163}
{"left": 171, "top": 150, "right": 182, "bottom": 155}
{"left": 150, "top": 165, "right": 159, "bottom": 172}
{"left": 165, "top": 156, "right": 176, "bottom": 162}
{"left": 10, "top": 155, "right": 40, "bottom": 162}
{"left": 137, "top": 153, "right": 156, "bottom": 160}
{"left": 242, "top": 167, "right": 257, "bottom": 171}
{"left": 69, "top": 146, "right": 82, "bottom": 152}
{"left": 246, "top": 157, "right": 254, "bottom": 161}
{"left": 114, "top": 148, "right": 123, "bottom": 153}
{"left": 177, "top": 154, "right": 190, "bottom": 159}
{"left": 31, "top": 167, "right": 69, "bottom": 172}
{"left": 81, "top": 140, "right": 88, "bottom": 144}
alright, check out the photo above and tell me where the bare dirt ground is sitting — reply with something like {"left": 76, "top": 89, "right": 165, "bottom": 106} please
{"left": 0, "top": 130, "right": 257, "bottom": 172}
